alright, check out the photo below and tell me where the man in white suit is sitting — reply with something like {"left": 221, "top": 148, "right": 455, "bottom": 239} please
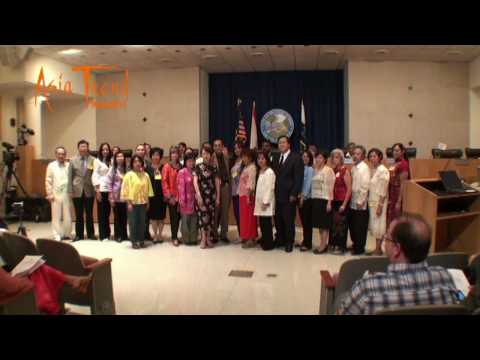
{"left": 45, "top": 146, "right": 72, "bottom": 240}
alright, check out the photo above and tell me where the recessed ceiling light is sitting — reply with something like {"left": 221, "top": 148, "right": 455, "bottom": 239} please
{"left": 59, "top": 48, "right": 83, "bottom": 55}
{"left": 447, "top": 50, "right": 462, "bottom": 56}
{"left": 304, "top": 45, "right": 312, "bottom": 47}
{"left": 200, "top": 48, "right": 206, "bottom": 51}
{"left": 175, "top": 49, "right": 181, "bottom": 53}
{"left": 122, "top": 49, "right": 128, "bottom": 53}
{"left": 225, "top": 47, "right": 231, "bottom": 50}
{"left": 202, "top": 54, "right": 218, "bottom": 59}
{"left": 251, "top": 51, "right": 264, "bottom": 57}
{"left": 374, "top": 49, "right": 389, "bottom": 55}
{"left": 277, "top": 45, "right": 284, "bottom": 48}
{"left": 146, "top": 48, "right": 152, "bottom": 52}
{"left": 251, "top": 46, "right": 257, "bottom": 49}
{"left": 324, "top": 49, "right": 339, "bottom": 55}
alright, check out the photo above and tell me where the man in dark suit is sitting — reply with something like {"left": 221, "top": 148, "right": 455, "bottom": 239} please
{"left": 274, "top": 136, "right": 304, "bottom": 252}
{"left": 262, "top": 140, "right": 281, "bottom": 174}
{"left": 67, "top": 139, "right": 97, "bottom": 241}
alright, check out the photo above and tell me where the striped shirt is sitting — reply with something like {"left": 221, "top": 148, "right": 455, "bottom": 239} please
{"left": 338, "top": 261, "right": 462, "bottom": 315}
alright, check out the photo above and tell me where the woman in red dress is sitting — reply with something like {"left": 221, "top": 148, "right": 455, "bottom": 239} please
{"left": 387, "top": 143, "right": 410, "bottom": 228}
{"left": 1, "top": 263, "right": 92, "bottom": 315}
{"left": 239, "top": 149, "right": 258, "bottom": 248}
{"left": 329, "top": 149, "right": 352, "bottom": 255}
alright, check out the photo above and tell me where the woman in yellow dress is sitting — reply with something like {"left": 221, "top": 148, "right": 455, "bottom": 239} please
{"left": 121, "top": 155, "right": 154, "bottom": 249}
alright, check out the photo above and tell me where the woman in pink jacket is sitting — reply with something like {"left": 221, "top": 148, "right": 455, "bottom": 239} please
{"left": 176, "top": 153, "right": 198, "bottom": 245}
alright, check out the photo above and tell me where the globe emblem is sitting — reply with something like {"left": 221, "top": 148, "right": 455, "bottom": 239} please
{"left": 260, "top": 109, "right": 294, "bottom": 143}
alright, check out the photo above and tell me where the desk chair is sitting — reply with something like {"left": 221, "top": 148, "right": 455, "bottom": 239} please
{"left": 0, "top": 231, "right": 39, "bottom": 267}
{"left": 432, "top": 149, "right": 463, "bottom": 159}
{"left": 427, "top": 252, "right": 469, "bottom": 270}
{"left": 465, "top": 148, "right": 480, "bottom": 159}
{"left": 319, "top": 252, "right": 469, "bottom": 315}
{"left": 0, "top": 288, "right": 39, "bottom": 315}
{"left": 375, "top": 304, "right": 470, "bottom": 315}
{"left": 36, "top": 239, "right": 116, "bottom": 315}
{"left": 319, "top": 256, "right": 390, "bottom": 315}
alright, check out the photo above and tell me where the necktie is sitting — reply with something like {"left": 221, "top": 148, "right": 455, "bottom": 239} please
{"left": 279, "top": 154, "right": 284, "bottom": 166}
{"left": 81, "top": 156, "right": 87, "bottom": 176}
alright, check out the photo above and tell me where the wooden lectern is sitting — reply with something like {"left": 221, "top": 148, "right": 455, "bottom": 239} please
{"left": 403, "top": 159, "right": 480, "bottom": 254}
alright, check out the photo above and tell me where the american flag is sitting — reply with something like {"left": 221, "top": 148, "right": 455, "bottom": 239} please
{"left": 235, "top": 98, "right": 247, "bottom": 144}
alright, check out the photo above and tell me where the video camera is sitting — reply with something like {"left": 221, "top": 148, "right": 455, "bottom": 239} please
{"left": 17, "top": 124, "right": 35, "bottom": 146}
{"left": 1, "top": 142, "right": 20, "bottom": 170}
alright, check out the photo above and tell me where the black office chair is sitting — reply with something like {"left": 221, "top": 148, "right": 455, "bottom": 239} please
{"left": 432, "top": 149, "right": 463, "bottom": 159}
{"left": 386, "top": 147, "right": 416, "bottom": 159}
{"left": 465, "top": 148, "right": 480, "bottom": 159}
{"left": 89, "top": 150, "right": 98, "bottom": 158}
{"left": 405, "top": 147, "right": 417, "bottom": 158}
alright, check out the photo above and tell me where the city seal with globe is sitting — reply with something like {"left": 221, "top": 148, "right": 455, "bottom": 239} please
{"left": 260, "top": 109, "right": 295, "bottom": 144}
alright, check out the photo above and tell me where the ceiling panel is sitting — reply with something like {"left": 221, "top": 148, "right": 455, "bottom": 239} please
{"left": 293, "top": 45, "right": 319, "bottom": 70}
{"left": 267, "top": 45, "right": 295, "bottom": 71}
{"left": 240, "top": 45, "right": 273, "bottom": 72}
{"left": 9, "top": 45, "right": 480, "bottom": 74}
{"left": 214, "top": 45, "right": 254, "bottom": 72}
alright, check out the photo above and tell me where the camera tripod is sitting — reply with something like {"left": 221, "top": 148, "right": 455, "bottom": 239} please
{"left": 4, "top": 166, "right": 29, "bottom": 236}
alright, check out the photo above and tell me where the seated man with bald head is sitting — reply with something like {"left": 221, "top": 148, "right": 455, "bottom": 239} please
{"left": 338, "top": 214, "right": 463, "bottom": 315}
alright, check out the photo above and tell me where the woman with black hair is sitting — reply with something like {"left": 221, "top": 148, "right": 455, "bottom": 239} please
{"left": 111, "top": 146, "right": 121, "bottom": 166}
{"left": 254, "top": 151, "right": 275, "bottom": 250}
{"left": 230, "top": 141, "right": 244, "bottom": 242}
{"left": 162, "top": 146, "right": 182, "bottom": 246}
{"left": 387, "top": 143, "right": 410, "bottom": 228}
{"left": 106, "top": 151, "right": 128, "bottom": 242}
{"left": 121, "top": 155, "right": 153, "bottom": 249}
{"left": 299, "top": 150, "right": 314, "bottom": 251}
{"left": 239, "top": 148, "right": 258, "bottom": 248}
{"left": 92, "top": 142, "right": 112, "bottom": 241}
{"left": 193, "top": 145, "right": 221, "bottom": 249}
{"left": 310, "top": 150, "right": 335, "bottom": 254}
{"left": 367, "top": 148, "right": 390, "bottom": 255}
{"left": 146, "top": 147, "right": 167, "bottom": 244}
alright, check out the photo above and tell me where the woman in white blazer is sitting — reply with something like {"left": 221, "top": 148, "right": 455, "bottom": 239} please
{"left": 254, "top": 151, "right": 276, "bottom": 250}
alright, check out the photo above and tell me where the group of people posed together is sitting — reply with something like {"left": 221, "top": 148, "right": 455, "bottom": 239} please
{"left": 45, "top": 136, "right": 410, "bottom": 254}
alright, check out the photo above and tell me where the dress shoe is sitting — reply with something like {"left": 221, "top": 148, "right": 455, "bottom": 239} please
{"left": 61, "top": 236, "right": 71, "bottom": 241}
{"left": 275, "top": 242, "right": 286, "bottom": 248}
{"left": 132, "top": 242, "right": 140, "bottom": 249}
{"left": 88, "top": 234, "right": 98, "bottom": 240}
{"left": 220, "top": 237, "right": 230, "bottom": 243}
{"left": 333, "top": 246, "right": 345, "bottom": 255}
{"left": 300, "top": 245, "right": 312, "bottom": 252}
{"left": 140, "top": 242, "right": 146, "bottom": 248}
{"left": 72, "top": 236, "right": 83, "bottom": 242}
{"left": 313, "top": 246, "right": 328, "bottom": 255}
{"left": 285, "top": 244, "right": 293, "bottom": 253}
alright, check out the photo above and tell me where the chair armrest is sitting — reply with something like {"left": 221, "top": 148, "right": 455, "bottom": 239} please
{"left": 320, "top": 271, "right": 336, "bottom": 289}
{"left": 85, "top": 258, "right": 112, "bottom": 272}
{"left": 89, "top": 260, "right": 116, "bottom": 315}
{"left": 2, "top": 287, "right": 39, "bottom": 315}
{"left": 319, "top": 271, "right": 336, "bottom": 315}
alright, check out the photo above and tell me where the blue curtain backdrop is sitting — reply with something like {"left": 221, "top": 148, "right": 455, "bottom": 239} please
{"left": 208, "top": 70, "right": 345, "bottom": 151}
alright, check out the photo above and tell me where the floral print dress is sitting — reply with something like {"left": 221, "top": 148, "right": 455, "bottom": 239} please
{"left": 194, "top": 162, "right": 218, "bottom": 230}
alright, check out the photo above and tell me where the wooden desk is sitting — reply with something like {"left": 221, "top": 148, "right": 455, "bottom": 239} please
{"left": 403, "top": 178, "right": 480, "bottom": 254}
{"left": 409, "top": 158, "right": 480, "bottom": 182}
